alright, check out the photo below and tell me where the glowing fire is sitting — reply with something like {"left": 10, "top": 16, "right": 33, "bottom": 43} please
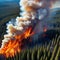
{"left": 0, "top": 27, "right": 34, "bottom": 58}
{"left": 43, "top": 27, "right": 47, "bottom": 32}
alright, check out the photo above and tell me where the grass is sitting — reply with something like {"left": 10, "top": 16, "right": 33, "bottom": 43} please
{"left": 6, "top": 35, "right": 60, "bottom": 60}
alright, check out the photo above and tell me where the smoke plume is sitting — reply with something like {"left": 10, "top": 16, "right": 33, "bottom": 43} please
{"left": 0, "top": 0, "right": 58, "bottom": 58}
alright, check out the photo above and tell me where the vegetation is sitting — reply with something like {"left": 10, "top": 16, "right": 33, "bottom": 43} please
{"left": 6, "top": 35, "right": 60, "bottom": 60}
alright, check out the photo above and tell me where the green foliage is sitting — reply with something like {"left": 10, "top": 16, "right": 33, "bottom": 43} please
{"left": 6, "top": 35, "right": 60, "bottom": 60}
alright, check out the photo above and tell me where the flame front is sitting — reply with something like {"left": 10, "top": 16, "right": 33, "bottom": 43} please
{"left": 0, "top": 27, "right": 34, "bottom": 58}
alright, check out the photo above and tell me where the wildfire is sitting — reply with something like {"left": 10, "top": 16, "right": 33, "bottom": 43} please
{"left": 43, "top": 27, "right": 47, "bottom": 32}
{"left": 0, "top": 0, "right": 57, "bottom": 58}
{"left": 0, "top": 27, "right": 34, "bottom": 58}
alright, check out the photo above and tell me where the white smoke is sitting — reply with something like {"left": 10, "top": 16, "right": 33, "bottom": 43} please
{"left": 0, "top": 0, "right": 57, "bottom": 48}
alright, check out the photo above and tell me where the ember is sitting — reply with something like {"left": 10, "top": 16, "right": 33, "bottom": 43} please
{"left": 43, "top": 27, "right": 47, "bottom": 32}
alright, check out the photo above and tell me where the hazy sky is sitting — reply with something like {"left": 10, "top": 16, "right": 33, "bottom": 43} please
{"left": 0, "top": 0, "right": 60, "bottom": 8}
{"left": 0, "top": 0, "right": 19, "bottom": 2}
{"left": 51, "top": 1, "right": 60, "bottom": 8}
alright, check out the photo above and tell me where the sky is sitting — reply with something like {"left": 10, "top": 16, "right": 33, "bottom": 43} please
{"left": 0, "top": 0, "right": 60, "bottom": 8}
{"left": 0, "top": 0, "right": 19, "bottom": 2}
{"left": 52, "top": 1, "right": 60, "bottom": 8}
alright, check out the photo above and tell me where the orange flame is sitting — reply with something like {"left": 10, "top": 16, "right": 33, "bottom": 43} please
{"left": 0, "top": 27, "right": 34, "bottom": 58}
{"left": 43, "top": 27, "right": 47, "bottom": 32}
